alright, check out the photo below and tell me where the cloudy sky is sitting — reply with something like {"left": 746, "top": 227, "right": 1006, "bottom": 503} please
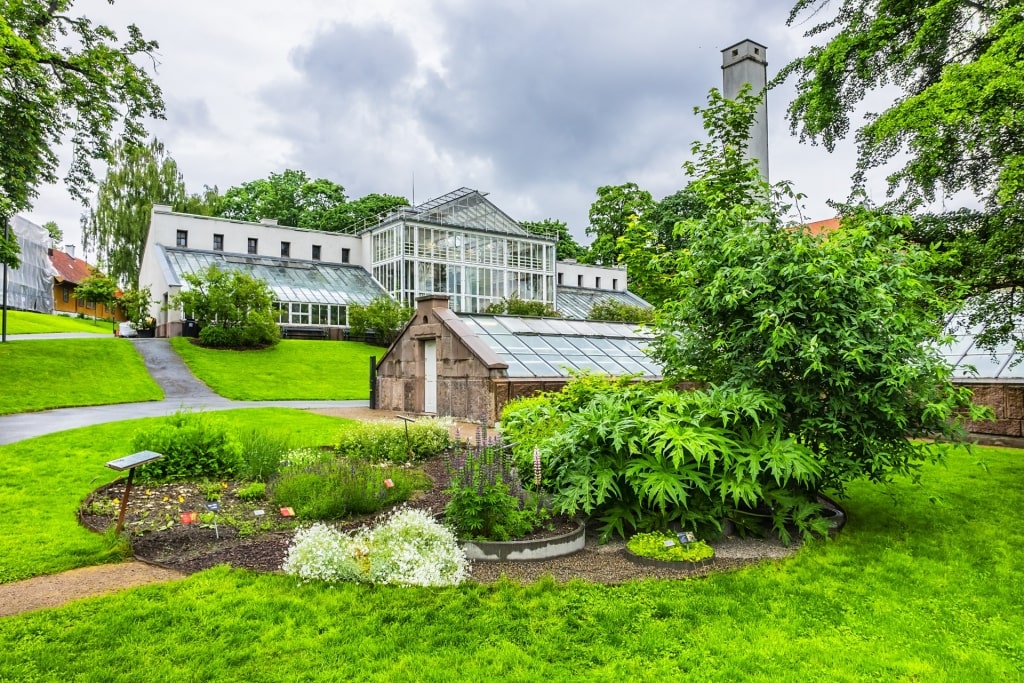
{"left": 27, "top": 0, "right": 879, "bottom": 257}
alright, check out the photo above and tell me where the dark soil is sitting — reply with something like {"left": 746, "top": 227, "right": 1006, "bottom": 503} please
{"left": 80, "top": 457, "right": 814, "bottom": 584}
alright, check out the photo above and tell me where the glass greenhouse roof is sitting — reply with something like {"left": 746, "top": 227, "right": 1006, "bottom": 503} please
{"left": 370, "top": 188, "right": 532, "bottom": 236}
{"left": 458, "top": 313, "right": 662, "bottom": 378}
{"left": 556, "top": 286, "right": 653, "bottom": 320}
{"left": 938, "top": 312, "right": 1024, "bottom": 380}
{"left": 161, "top": 247, "right": 388, "bottom": 306}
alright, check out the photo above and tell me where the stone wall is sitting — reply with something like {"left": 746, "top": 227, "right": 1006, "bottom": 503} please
{"left": 959, "top": 382, "right": 1024, "bottom": 438}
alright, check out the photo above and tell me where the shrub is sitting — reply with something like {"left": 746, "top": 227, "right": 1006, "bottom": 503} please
{"left": 132, "top": 410, "right": 243, "bottom": 483}
{"left": 335, "top": 418, "right": 452, "bottom": 463}
{"left": 270, "top": 458, "right": 421, "bottom": 520}
{"left": 238, "top": 428, "right": 293, "bottom": 481}
{"left": 282, "top": 509, "right": 467, "bottom": 586}
{"left": 347, "top": 295, "right": 412, "bottom": 346}
{"left": 173, "top": 265, "right": 281, "bottom": 349}
{"left": 484, "top": 294, "right": 559, "bottom": 317}
{"left": 586, "top": 300, "right": 654, "bottom": 323}
{"left": 443, "top": 440, "right": 543, "bottom": 541}
{"left": 506, "top": 377, "right": 829, "bottom": 543}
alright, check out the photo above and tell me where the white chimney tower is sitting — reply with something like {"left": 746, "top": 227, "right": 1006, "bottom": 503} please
{"left": 721, "top": 39, "right": 769, "bottom": 182}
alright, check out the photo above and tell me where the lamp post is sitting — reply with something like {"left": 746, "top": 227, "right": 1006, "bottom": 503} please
{"left": 2, "top": 216, "right": 8, "bottom": 343}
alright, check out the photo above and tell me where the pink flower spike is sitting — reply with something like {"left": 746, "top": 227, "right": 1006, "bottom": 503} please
{"left": 532, "top": 447, "right": 542, "bottom": 487}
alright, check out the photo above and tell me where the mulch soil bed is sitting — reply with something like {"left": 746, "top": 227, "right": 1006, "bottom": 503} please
{"left": 80, "top": 457, "right": 801, "bottom": 584}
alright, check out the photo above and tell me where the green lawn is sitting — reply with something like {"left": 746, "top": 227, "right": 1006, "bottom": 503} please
{"left": 2, "top": 309, "right": 117, "bottom": 335}
{"left": 0, "top": 409, "right": 354, "bottom": 583}
{"left": 0, "top": 339, "right": 163, "bottom": 415}
{"left": 170, "top": 337, "right": 379, "bottom": 400}
{"left": 0, "top": 433, "right": 1021, "bottom": 680}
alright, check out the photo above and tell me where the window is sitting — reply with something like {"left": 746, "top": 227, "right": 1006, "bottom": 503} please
{"left": 62, "top": 288, "right": 69, "bottom": 303}
{"left": 612, "top": 278, "right": 618, "bottom": 290}
{"left": 281, "top": 242, "right": 290, "bottom": 257}
{"left": 312, "top": 245, "right": 321, "bottom": 261}
{"left": 247, "top": 238, "right": 258, "bottom": 254}
{"left": 557, "top": 272, "right": 563, "bottom": 285}
{"left": 595, "top": 276, "right": 602, "bottom": 289}
{"left": 176, "top": 230, "right": 188, "bottom": 247}
{"left": 577, "top": 274, "right": 583, "bottom": 287}
{"left": 341, "top": 247, "right": 351, "bottom": 264}
{"left": 213, "top": 234, "right": 224, "bottom": 251}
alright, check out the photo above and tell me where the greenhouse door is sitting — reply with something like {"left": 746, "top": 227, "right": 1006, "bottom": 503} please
{"left": 424, "top": 340, "right": 437, "bottom": 413}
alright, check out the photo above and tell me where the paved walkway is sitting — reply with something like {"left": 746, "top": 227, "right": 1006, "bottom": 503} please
{"left": 0, "top": 336, "right": 369, "bottom": 445}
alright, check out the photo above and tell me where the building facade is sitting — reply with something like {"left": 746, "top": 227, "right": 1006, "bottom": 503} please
{"left": 139, "top": 188, "right": 645, "bottom": 336}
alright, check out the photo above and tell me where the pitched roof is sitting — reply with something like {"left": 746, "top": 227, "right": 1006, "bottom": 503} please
{"left": 49, "top": 249, "right": 94, "bottom": 285}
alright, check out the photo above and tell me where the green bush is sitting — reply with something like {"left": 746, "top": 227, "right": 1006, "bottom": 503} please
{"left": 271, "top": 458, "right": 422, "bottom": 520}
{"left": 443, "top": 440, "right": 543, "bottom": 541}
{"left": 335, "top": 418, "right": 452, "bottom": 463}
{"left": 132, "top": 411, "right": 243, "bottom": 483}
{"left": 238, "top": 428, "right": 293, "bottom": 481}
{"left": 504, "top": 377, "right": 828, "bottom": 543}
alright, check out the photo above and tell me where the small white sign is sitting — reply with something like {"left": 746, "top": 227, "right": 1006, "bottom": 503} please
{"left": 253, "top": 509, "right": 265, "bottom": 517}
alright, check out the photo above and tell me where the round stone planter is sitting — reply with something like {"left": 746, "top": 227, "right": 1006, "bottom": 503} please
{"left": 817, "top": 493, "right": 847, "bottom": 535}
{"left": 622, "top": 547, "right": 715, "bottom": 570}
{"left": 460, "top": 520, "right": 586, "bottom": 562}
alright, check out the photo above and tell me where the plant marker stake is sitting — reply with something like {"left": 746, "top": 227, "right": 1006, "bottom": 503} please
{"left": 254, "top": 508, "right": 265, "bottom": 531}
{"left": 205, "top": 501, "right": 220, "bottom": 539}
{"left": 105, "top": 451, "right": 165, "bottom": 536}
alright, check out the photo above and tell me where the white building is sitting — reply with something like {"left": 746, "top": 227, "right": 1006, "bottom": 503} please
{"left": 139, "top": 187, "right": 649, "bottom": 337}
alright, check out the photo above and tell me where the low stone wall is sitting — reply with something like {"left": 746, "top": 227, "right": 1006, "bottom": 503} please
{"left": 959, "top": 382, "right": 1024, "bottom": 438}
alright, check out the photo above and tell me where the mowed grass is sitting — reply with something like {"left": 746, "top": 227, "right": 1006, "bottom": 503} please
{"left": 0, "top": 409, "right": 355, "bottom": 583}
{"left": 3, "top": 309, "right": 117, "bottom": 335}
{"left": 170, "top": 337, "right": 379, "bottom": 400}
{"left": 0, "top": 444, "right": 1021, "bottom": 680}
{"left": 0, "top": 339, "right": 163, "bottom": 415}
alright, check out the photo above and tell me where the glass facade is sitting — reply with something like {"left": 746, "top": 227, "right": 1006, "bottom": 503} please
{"left": 371, "top": 222, "right": 556, "bottom": 313}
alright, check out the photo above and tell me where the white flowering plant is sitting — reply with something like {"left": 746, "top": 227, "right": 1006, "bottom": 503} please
{"left": 282, "top": 508, "right": 468, "bottom": 587}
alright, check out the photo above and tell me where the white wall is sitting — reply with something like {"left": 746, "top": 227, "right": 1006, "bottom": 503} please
{"left": 555, "top": 260, "right": 627, "bottom": 291}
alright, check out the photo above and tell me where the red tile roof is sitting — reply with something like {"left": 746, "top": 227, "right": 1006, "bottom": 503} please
{"left": 49, "top": 249, "right": 95, "bottom": 285}
{"left": 806, "top": 217, "right": 841, "bottom": 235}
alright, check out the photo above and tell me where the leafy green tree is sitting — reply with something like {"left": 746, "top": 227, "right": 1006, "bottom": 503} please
{"left": 484, "top": 294, "right": 559, "bottom": 318}
{"left": 520, "top": 219, "right": 587, "bottom": 261}
{"left": 119, "top": 285, "right": 154, "bottom": 327}
{"left": 340, "top": 193, "right": 409, "bottom": 232}
{"left": 74, "top": 269, "right": 119, "bottom": 325}
{"left": 347, "top": 295, "right": 413, "bottom": 346}
{"left": 583, "top": 183, "right": 655, "bottom": 266}
{"left": 652, "top": 86, "right": 988, "bottom": 492}
{"left": 220, "top": 170, "right": 349, "bottom": 230}
{"left": 41, "top": 221, "right": 62, "bottom": 244}
{"left": 82, "top": 138, "right": 186, "bottom": 288}
{"left": 172, "top": 266, "right": 279, "bottom": 348}
{"left": 0, "top": 0, "right": 163, "bottom": 267}
{"left": 779, "top": 0, "right": 1024, "bottom": 351}
{"left": 176, "top": 185, "right": 225, "bottom": 217}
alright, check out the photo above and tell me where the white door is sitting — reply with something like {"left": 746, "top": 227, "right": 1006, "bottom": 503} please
{"left": 424, "top": 340, "right": 437, "bottom": 413}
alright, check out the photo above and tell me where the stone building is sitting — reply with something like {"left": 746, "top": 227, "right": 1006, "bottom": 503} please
{"left": 375, "top": 295, "right": 661, "bottom": 424}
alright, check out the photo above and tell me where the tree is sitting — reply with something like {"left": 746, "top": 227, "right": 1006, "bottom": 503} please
{"left": 41, "top": 221, "right": 62, "bottom": 244}
{"left": 520, "top": 219, "right": 586, "bottom": 261}
{"left": 340, "top": 193, "right": 409, "bottom": 232}
{"left": 651, "top": 86, "right": 988, "bottom": 493}
{"left": 176, "top": 185, "right": 225, "bottom": 217}
{"left": 219, "top": 170, "right": 349, "bottom": 230}
{"left": 74, "top": 269, "right": 119, "bottom": 326}
{"left": 0, "top": 1, "right": 164, "bottom": 268}
{"left": 583, "top": 183, "right": 655, "bottom": 266}
{"left": 119, "top": 285, "right": 154, "bottom": 327}
{"left": 82, "top": 138, "right": 186, "bottom": 288}
{"left": 778, "top": 0, "right": 1024, "bottom": 351}
{"left": 172, "top": 265, "right": 279, "bottom": 348}
{"left": 348, "top": 295, "right": 413, "bottom": 346}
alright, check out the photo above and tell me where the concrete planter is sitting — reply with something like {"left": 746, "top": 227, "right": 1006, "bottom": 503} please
{"left": 460, "top": 520, "right": 586, "bottom": 562}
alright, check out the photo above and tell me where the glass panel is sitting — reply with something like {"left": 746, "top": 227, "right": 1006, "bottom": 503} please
{"left": 956, "top": 354, "right": 1011, "bottom": 378}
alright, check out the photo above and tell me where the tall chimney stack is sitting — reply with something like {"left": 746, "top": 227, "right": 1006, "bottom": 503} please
{"left": 721, "top": 39, "right": 769, "bottom": 183}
